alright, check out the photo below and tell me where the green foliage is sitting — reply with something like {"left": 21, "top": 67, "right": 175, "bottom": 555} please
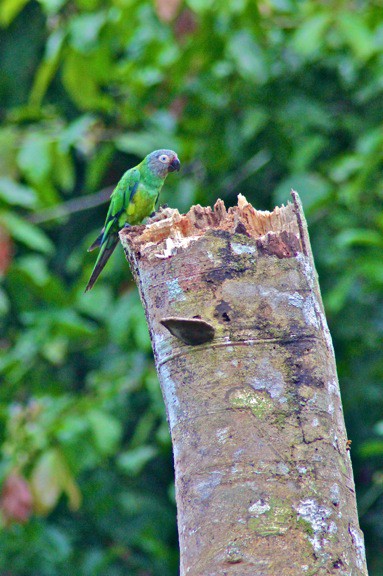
{"left": 1, "top": 0, "right": 383, "bottom": 573}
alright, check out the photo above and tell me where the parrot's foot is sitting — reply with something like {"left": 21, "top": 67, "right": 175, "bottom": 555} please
{"left": 123, "top": 223, "right": 131, "bottom": 228}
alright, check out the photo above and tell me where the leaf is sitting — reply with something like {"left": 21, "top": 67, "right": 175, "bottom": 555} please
{"left": 337, "top": 13, "right": 375, "bottom": 60}
{"left": 17, "top": 133, "right": 52, "bottom": 184}
{"left": 0, "top": 287, "right": 9, "bottom": 316}
{"left": 54, "top": 309, "right": 95, "bottom": 338}
{"left": 117, "top": 446, "right": 158, "bottom": 477}
{"left": 227, "top": 31, "right": 268, "bottom": 83}
{"left": 31, "top": 449, "right": 81, "bottom": 514}
{"left": 16, "top": 255, "right": 50, "bottom": 286}
{"left": 154, "top": 0, "right": 181, "bottom": 22}
{"left": 335, "top": 228, "right": 383, "bottom": 249}
{"left": 0, "top": 225, "right": 13, "bottom": 275}
{"left": 68, "top": 12, "right": 107, "bottom": 53}
{"left": 29, "top": 29, "right": 66, "bottom": 108}
{"left": 0, "top": 178, "right": 37, "bottom": 208}
{"left": 0, "top": 0, "right": 28, "bottom": 26}
{"left": 115, "top": 132, "right": 162, "bottom": 157}
{"left": 37, "top": 0, "right": 66, "bottom": 15}
{"left": 30, "top": 450, "right": 63, "bottom": 514}
{"left": 0, "top": 212, "right": 54, "bottom": 254}
{"left": 292, "top": 13, "right": 331, "bottom": 56}
{"left": 359, "top": 440, "right": 383, "bottom": 458}
{"left": 76, "top": 284, "right": 114, "bottom": 321}
{"left": 0, "top": 473, "right": 33, "bottom": 524}
{"left": 52, "top": 145, "right": 75, "bottom": 192}
{"left": 59, "top": 115, "right": 97, "bottom": 152}
{"left": 272, "top": 173, "right": 331, "bottom": 214}
{"left": 87, "top": 410, "right": 122, "bottom": 455}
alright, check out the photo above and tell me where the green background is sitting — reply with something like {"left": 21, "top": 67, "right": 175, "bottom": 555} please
{"left": 1, "top": 0, "right": 383, "bottom": 573}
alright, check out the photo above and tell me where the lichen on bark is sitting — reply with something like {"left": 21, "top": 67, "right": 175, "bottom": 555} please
{"left": 120, "top": 193, "right": 368, "bottom": 576}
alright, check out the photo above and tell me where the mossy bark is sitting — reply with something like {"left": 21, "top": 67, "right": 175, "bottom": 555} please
{"left": 120, "top": 193, "right": 368, "bottom": 576}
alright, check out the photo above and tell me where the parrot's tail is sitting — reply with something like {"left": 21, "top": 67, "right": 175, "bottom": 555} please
{"left": 88, "top": 230, "right": 104, "bottom": 252}
{"left": 85, "top": 235, "right": 119, "bottom": 292}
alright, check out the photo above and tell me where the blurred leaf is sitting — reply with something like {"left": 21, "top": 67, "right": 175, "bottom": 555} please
{"left": 336, "top": 13, "right": 375, "bottom": 60}
{"left": 273, "top": 173, "right": 331, "bottom": 214}
{"left": 87, "top": 410, "right": 122, "bottom": 455}
{"left": 335, "top": 229, "right": 383, "bottom": 249}
{"left": 76, "top": 284, "right": 114, "bottom": 321}
{"left": 0, "top": 212, "right": 54, "bottom": 254}
{"left": 0, "top": 0, "right": 28, "bottom": 25}
{"left": 29, "top": 29, "right": 65, "bottom": 108}
{"left": 0, "top": 287, "right": 10, "bottom": 316}
{"left": 359, "top": 440, "right": 383, "bottom": 458}
{"left": 0, "top": 178, "right": 37, "bottom": 208}
{"left": 0, "top": 225, "right": 13, "bottom": 275}
{"left": 17, "top": 133, "right": 52, "bottom": 185}
{"left": 68, "top": 12, "right": 107, "bottom": 53}
{"left": 31, "top": 450, "right": 63, "bottom": 514}
{"left": 227, "top": 31, "right": 268, "bottom": 83}
{"left": 291, "top": 12, "right": 331, "bottom": 56}
{"left": 16, "top": 255, "right": 50, "bottom": 286}
{"left": 118, "top": 446, "right": 158, "bottom": 476}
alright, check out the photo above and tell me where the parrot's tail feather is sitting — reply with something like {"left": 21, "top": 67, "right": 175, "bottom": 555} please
{"left": 85, "top": 236, "right": 119, "bottom": 292}
{"left": 87, "top": 230, "right": 104, "bottom": 252}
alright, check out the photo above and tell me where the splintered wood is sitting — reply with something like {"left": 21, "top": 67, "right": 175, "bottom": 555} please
{"left": 121, "top": 193, "right": 303, "bottom": 259}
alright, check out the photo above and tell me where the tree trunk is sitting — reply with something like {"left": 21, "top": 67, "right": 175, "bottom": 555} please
{"left": 120, "top": 192, "right": 368, "bottom": 576}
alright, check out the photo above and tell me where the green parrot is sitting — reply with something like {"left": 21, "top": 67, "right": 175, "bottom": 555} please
{"left": 85, "top": 149, "right": 180, "bottom": 292}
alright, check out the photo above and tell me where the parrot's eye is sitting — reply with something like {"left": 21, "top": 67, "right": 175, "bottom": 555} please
{"left": 159, "top": 154, "right": 169, "bottom": 163}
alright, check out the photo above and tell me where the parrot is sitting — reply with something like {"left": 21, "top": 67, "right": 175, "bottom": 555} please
{"left": 85, "top": 149, "right": 180, "bottom": 292}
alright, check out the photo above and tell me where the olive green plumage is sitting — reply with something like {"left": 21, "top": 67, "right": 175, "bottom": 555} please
{"left": 85, "top": 149, "right": 180, "bottom": 292}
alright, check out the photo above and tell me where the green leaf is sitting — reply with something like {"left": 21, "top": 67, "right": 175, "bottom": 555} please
{"left": 31, "top": 449, "right": 81, "bottom": 514}
{"left": 273, "top": 173, "right": 331, "bottom": 214}
{"left": 0, "top": 212, "right": 54, "bottom": 254}
{"left": 16, "top": 255, "right": 50, "bottom": 286}
{"left": 17, "top": 133, "right": 52, "bottom": 184}
{"left": 0, "top": 178, "right": 37, "bottom": 208}
{"left": 29, "top": 29, "right": 66, "bottom": 108}
{"left": 37, "top": 0, "right": 66, "bottom": 15}
{"left": 359, "top": 440, "right": 383, "bottom": 458}
{"left": 68, "top": 12, "right": 107, "bottom": 53}
{"left": 335, "top": 228, "right": 383, "bottom": 249}
{"left": 0, "top": 0, "right": 28, "bottom": 26}
{"left": 0, "top": 287, "right": 10, "bottom": 316}
{"left": 115, "top": 132, "right": 162, "bottom": 157}
{"left": 292, "top": 13, "right": 331, "bottom": 56}
{"left": 337, "top": 13, "right": 375, "bottom": 60}
{"left": 87, "top": 410, "right": 122, "bottom": 455}
{"left": 117, "top": 445, "right": 158, "bottom": 476}
{"left": 227, "top": 32, "right": 268, "bottom": 83}
{"left": 30, "top": 449, "right": 63, "bottom": 514}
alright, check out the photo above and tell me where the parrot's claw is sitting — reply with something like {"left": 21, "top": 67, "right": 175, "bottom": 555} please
{"left": 123, "top": 223, "right": 131, "bottom": 229}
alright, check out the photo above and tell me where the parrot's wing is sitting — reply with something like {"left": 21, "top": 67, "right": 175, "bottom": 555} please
{"left": 101, "top": 168, "right": 140, "bottom": 242}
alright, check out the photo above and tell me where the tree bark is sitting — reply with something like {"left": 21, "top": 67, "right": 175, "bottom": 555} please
{"left": 120, "top": 193, "right": 368, "bottom": 576}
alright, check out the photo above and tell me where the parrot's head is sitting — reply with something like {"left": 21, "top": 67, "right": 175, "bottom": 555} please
{"left": 146, "top": 149, "right": 181, "bottom": 178}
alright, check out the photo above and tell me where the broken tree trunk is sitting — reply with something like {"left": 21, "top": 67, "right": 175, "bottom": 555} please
{"left": 120, "top": 192, "right": 368, "bottom": 576}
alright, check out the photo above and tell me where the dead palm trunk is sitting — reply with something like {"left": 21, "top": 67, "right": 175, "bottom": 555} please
{"left": 120, "top": 192, "right": 368, "bottom": 576}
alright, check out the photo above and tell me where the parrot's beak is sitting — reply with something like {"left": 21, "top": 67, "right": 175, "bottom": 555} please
{"left": 168, "top": 157, "right": 181, "bottom": 172}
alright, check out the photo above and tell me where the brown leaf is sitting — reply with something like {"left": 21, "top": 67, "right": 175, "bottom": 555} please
{"left": 0, "top": 226, "right": 13, "bottom": 275}
{"left": 0, "top": 473, "right": 33, "bottom": 524}
{"left": 154, "top": 0, "right": 181, "bottom": 22}
{"left": 175, "top": 9, "right": 198, "bottom": 40}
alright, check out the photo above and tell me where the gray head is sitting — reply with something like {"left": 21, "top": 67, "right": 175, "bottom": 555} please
{"left": 144, "top": 149, "right": 181, "bottom": 178}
